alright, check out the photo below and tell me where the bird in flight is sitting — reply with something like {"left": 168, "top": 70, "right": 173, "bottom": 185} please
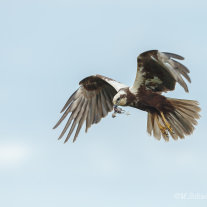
{"left": 53, "top": 50, "right": 200, "bottom": 143}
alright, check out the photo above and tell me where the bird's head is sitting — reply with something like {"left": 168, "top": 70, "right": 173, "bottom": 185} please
{"left": 113, "top": 90, "right": 127, "bottom": 106}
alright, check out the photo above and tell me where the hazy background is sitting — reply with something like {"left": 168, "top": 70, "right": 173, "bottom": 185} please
{"left": 1, "top": 0, "right": 207, "bottom": 206}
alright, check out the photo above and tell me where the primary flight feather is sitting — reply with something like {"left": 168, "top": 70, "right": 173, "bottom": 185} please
{"left": 53, "top": 50, "right": 200, "bottom": 142}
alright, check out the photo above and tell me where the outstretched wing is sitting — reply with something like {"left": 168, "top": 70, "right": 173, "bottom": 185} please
{"left": 53, "top": 74, "right": 127, "bottom": 143}
{"left": 130, "top": 50, "right": 191, "bottom": 93}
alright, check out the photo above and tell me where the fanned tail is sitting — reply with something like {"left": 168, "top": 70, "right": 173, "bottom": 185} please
{"left": 147, "top": 98, "right": 201, "bottom": 141}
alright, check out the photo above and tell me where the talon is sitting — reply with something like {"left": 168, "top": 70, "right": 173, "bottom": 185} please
{"left": 158, "top": 122, "right": 168, "bottom": 136}
{"left": 160, "top": 112, "right": 174, "bottom": 134}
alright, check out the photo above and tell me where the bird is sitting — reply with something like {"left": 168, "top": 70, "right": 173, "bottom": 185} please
{"left": 53, "top": 50, "right": 200, "bottom": 143}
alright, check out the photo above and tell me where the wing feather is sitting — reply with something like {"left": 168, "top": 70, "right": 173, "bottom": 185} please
{"left": 59, "top": 97, "right": 85, "bottom": 140}
{"left": 102, "top": 89, "right": 113, "bottom": 111}
{"left": 97, "top": 93, "right": 103, "bottom": 118}
{"left": 172, "top": 60, "right": 191, "bottom": 82}
{"left": 54, "top": 75, "right": 127, "bottom": 142}
{"left": 85, "top": 99, "right": 92, "bottom": 132}
{"left": 65, "top": 99, "right": 88, "bottom": 143}
{"left": 87, "top": 96, "right": 96, "bottom": 131}
{"left": 100, "top": 91, "right": 108, "bottom": 117}
{"left": 60, "top": 90, "right": 78, "bottom": 113}
{"left": 73, "top": 102, "right": 89, "bottom": 142}
{"left": 163, "top": 52, "right": 184, "bottom": 60}
{"left": 131, "top": 50, "right": 191, "bottom": 93}
{"left": 94, "top": 95, "right": 102, "bottom": 124}
{"left": 53, "top": 96, "right": 83, "bottom": 129}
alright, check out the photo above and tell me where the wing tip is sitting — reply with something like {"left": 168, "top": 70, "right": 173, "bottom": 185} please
{"left": 162, "top": 51, "right": 185, "bottom": 60}
{"left": 53, "top": 124, "right": 58, "bottom": 129}
{"left": 60, "top": 108, "right": 65, "bottom": 113}
{"left": 64, "top": 139, "right": 68, "bottom": 144}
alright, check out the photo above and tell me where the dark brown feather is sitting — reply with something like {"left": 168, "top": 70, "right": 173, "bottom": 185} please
{"left": 132, "top": 50, "right": 191, "bottom": 93}
{"left": 54, "top": 75, "right": 122, "bottom": 142}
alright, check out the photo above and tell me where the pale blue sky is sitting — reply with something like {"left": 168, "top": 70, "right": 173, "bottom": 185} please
{"left": 1, "top": 0, "right": 207, "bottom": 206}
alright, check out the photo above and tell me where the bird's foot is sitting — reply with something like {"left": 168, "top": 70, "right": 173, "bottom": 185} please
{"left": 158, "top": 123, "right": 169, "bottom": 137}
{"left": 165, "top": 122, "right": 174, "bottom": 134}
{"left": 160, "top": 112, "right": 174, "bottom": 134}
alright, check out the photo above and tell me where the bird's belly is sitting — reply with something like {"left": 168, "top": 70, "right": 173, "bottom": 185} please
{"left": 130, "top": 101, "right": 158, "bottom": 113}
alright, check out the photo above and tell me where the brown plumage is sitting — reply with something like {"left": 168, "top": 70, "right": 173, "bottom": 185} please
{"left": 54, "top": 50, "right": 200, "bottom": 142}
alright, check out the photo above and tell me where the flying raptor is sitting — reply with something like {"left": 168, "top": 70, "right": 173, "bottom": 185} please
{"left": 53, "top": 50, "right": 200, "bottom": 143}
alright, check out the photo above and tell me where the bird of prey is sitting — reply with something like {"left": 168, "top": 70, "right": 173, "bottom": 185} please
{"left": 53, "top": 50, "right": 200, "bottom": 143}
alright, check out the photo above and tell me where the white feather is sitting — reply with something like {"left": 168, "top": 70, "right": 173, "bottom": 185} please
{"left": 99, "top": 76, "right": 127, "bottom": 92}
{"left": 129, "top": 70, "right": 145, "bottom": 94}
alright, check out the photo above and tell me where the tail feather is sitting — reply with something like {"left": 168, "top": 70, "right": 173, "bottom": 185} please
{"left": 147, "top": 113, "right": 153, "bottom": 135}
{"left": 147, "top": 113, "right": 171, "bottom": 141}
{"left": 147, "top": 98, "right": 200, "bottom": 141}
{"left": 153, "top": 114, "right": 161, "bottom": 140}
{"left": 158, "top": 115, "right": 170, "bottom": 141}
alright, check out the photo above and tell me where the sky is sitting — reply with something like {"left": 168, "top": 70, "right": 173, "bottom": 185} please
{"left": 1, "top": 0, "right": 207, "bottom": 206}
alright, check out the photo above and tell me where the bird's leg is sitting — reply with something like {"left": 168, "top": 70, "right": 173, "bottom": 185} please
{"left": 160, "top": 112, "right": 174, "bottom": 134}
{"left": 157, "top": 122, "right": 169, "bottom": 137}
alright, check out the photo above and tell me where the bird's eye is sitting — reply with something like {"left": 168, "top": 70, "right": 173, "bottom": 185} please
{"left": 117, "top": 97, "right": 120, "bottom": 101}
